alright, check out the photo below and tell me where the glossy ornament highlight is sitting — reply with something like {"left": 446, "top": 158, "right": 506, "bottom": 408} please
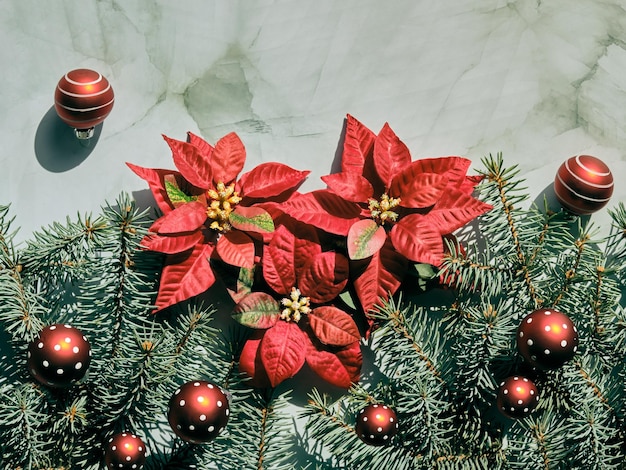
{"left": 553, "top": 155, "right": 613, "bottom": 215}
{"left": 104, "top": 432, "right": 147, "bottom": 470}
{"left": 516, "top": 308, "right": 579, "bottom": 369}
{"left": 54, "top": 68, "right": 115, "bottom": 139}
{"left": 355, "top": 403, "right": 398, "bottom": 446}
{"left": 496, "top": 375, "right": 540, "bottom": 419}
{"left": 167, "top": 380, "right": 230, "bottom": 443}
{"left": 27, "top": 324, "right": 91, "bottom": 388}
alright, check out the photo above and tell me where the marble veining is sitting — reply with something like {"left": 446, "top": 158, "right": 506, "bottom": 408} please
{"left": 1, "top": 0, "right": 626, "bottom": 239}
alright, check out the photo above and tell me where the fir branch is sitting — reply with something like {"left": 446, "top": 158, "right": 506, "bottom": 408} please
{"left": 0, "top": 204, "right": 45, "bottom": 343}
{"left": 370, "top": 297, "right": 446, "bottom": 386}
{"left": 303, "top": 390, "right": 418, "bottom": 470}
{"left": 551, "top": 230, "right": 591, "bottom": 308}
{"left": 0, "top": 383, "right": 52, "bottom": 469}
{"left": 478, "top": 154, "right": 538, "bottom": 306}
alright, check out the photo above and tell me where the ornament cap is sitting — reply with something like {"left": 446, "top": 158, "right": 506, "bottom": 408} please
{"left": 74, "top": 127, "right": 95, "bottom": 140}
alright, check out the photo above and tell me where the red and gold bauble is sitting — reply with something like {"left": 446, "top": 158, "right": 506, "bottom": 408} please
{"left": 496, "top": 375, "right": 539, "bottom": 419}
{"left": 516, "top": 308, "right": 579, "bottom": 369}
{"left": 167, "top": 380, "right": 230, "bottom": 444}
{"left": 355, "top": 403, "right": 399, "bottom": 446}
{"left": 553, "top": 155, "right": 614, "bottom": 215}
{"left": 54, "top": 68, "right": 115, "bottom": 139}
{"left": 27, "top": 324, "right": 91, "bottom": 388}
{"left": 104, "top": 432, "right": 147, "bottom": 470}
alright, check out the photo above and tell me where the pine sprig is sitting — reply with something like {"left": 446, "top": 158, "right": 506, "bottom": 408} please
{"left": 0, "top": 383, "right": 52, "bottom": 469}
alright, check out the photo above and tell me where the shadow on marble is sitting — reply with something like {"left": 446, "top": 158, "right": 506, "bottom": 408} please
{"left": 329, "top": 116, "right": 348, "bottom": 175}
{"left": 131, "top": 189, "right": 160, "bottom": 218}
{"left": 34, "top": 106, "right": 102, "bottom": 172}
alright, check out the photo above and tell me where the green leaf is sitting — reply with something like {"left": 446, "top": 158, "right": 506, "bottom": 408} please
{"left": 165, "top": 178, "right": 197, "bottom": 206}
{"left": 229, "top": 206, "right": 275, "bottom": 234}
{"left": 232, "top": 292, "right": 281, "bottom": 329}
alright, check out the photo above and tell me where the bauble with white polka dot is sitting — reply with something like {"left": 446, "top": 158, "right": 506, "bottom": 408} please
{"left": 355, "top": 403, "right": 398, "bottom": 446}
{"left": 516, "top": 308, "right": 579, "bottom": 370}
{"left": 496, "top": 375, "right": 539, "bottom": 419}
{"left": 104, "top": 432, "right": 146, "bottom": 470}
{"left": 27, "top": 324, "right": 91, "bottom": 388}
{"left": 167, "top": 380, "right": 230, "bottom": 444}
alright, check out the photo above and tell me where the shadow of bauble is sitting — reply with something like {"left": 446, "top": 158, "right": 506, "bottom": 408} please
{"left": 34, "top": 105, "right": 102, "bottom": 172}
{"left": 532, "top": 182, "right": 591, "bottom": 226}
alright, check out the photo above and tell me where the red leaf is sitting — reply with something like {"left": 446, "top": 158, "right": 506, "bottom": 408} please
{"left": 216, "top": 231, "right": 255, "bottom": 268}
{"left": 411, "top": 157, "right": 472, "bottom": 188}
{"left": 373, "top": 123, "right": 412, "bottom": 188}
{"left": 239, "top": 330, "right": 271, "bottom": 388}
{"left": 321, "top": 172, "right": 374, "bottom": 202}
{"left": 389, "top": 167, "right": 449, "bottom": 208}
{"left": 141, "top": 231, "right": 204, "bottom": 254}
{"left": 352, "top": 240, "right": 407, "bottom": 315}
{"left": 390, "top": 214, "right": 444, "bottom": 265}
{"left": 341, "top": 114, "right": 376, "bottom": 174}
{"left": 347, "top": 219, "right": 386, "bottom": 260}
{"left": 305, "top": 338, "right": 361, "bottom": 388}
{"left": 239, "top": 163, "right": 310, "bottom": 198}
{"left": 279, "top": 190, "right": 361, "bottom": 236}
{"left": 260, "top": 320, "right": 308, "bottom": 387}
{"left": 271, "top": 217, "right": 322, "bottom": 277}
{"left": 154, "top": 201, "right": 207, "bottom": 234}
{"left": 425, "top": 190, "right": 492, "bottom": 234}
{"left": 299, "top": 252, "right": 349, "bottom": 304}
{"left": 126, "top": 163, "right": 176, "bottom": 214}
{"left": 308, "top": 306, "right": 360, "bottom": 346}
{"left": 460, "top": 174, "right": 485, "bottom": 194}
{"left": 153, "top": 244, "right": 215, "bottom": 312}
{"left": 163, "top": 135, "right": 213, "bottom": 189}
{"left": 263, "top": 225, "right": 297, "bottom": 296}
{"left": 212, "top": 132, "right": 246, "bottom": 184}
{"left": 293, "top": 225, "right": 322, "bottom": 277}
{"left": 232, "top": 292, "right": 280, "bottom": 329}
{"left": 187, "top": 131, "right": 214, "bottom": 158}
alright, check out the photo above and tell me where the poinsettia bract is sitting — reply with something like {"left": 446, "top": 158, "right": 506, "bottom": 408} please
{"left": 127, "top": 132, "right": 309, "bottom": 312}
{"left": 233, "top": 223, "right": 362, "bottom": 389}
{"left": 280, "top": 115, "right": 492, "bottom": 315}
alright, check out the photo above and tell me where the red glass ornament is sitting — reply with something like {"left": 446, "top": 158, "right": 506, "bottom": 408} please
{"left": 516, "top": 308, "right": 579, "bottom": 369}
{"left": 104, "top": 432, "right": 147, "bottom": 470}
{"left": 496, "top": 375, "right": 539, "bottom": 419}
{"left": 554, "top": 155, "right": 613, "bottom": 215}
{"left": 54, "top": 68, "right": 115, "bottom": 139}
{"left": 167, "top": 380, "right": 230, "bottom": 444}
{"left": 27, "top": 324, "right": 91, "bottom": 388}
{"left": 355, "top": 403, "right": 398, "bottom": 446}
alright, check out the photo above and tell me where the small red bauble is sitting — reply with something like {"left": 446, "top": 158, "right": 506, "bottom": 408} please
{"left": 497, "top": 375, "right": 539, "bottom": 419}
{"left": 104, "top": 432, "right": 147, "bottom": 470}
{"left": 516, "top": 308, "right": 579, "bottom": 369}
{"left": 167, "top": 380, "right": 230, "bottom": 444}
{"left": 554, "top": 155, "right": 614, "bottom": 215}
{"left": 54, "top": 68, "right": 115, "bottom": 138}
{"left": 27, "top": 324, "right": 91, "bottom": 388}
{"left": 355, "top": 403, "right": 398, "bottom": 446}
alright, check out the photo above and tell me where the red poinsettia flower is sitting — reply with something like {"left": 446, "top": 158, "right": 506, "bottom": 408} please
{"left": 233, "top": 223, "right": 362, "bottom": 389}
{"left": 127, "top": 132, "right": 309, "bottom": 312}
{"left": 279, "top": 115, "right": 491, "bottom": 315}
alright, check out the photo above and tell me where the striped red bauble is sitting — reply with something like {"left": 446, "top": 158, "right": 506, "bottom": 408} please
{"left": 553, "top": 155, "right": 614, "bottom": 215}
{"left": 54, "top": 68, "right": 114, "bottom": 138}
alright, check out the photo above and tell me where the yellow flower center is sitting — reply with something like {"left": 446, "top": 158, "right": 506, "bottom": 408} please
{"left": 206, "top": 182, "right": 242, "bottom": 231}
{"left": 280, "top": 287, "right": 311, "bottom": 323}
{"left": 368, "top": 193, "right": 401, "bottom": 225}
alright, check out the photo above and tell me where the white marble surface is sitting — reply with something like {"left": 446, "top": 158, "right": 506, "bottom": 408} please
{"left": 2, "top": 0, "right": 626, "bottom": 242}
